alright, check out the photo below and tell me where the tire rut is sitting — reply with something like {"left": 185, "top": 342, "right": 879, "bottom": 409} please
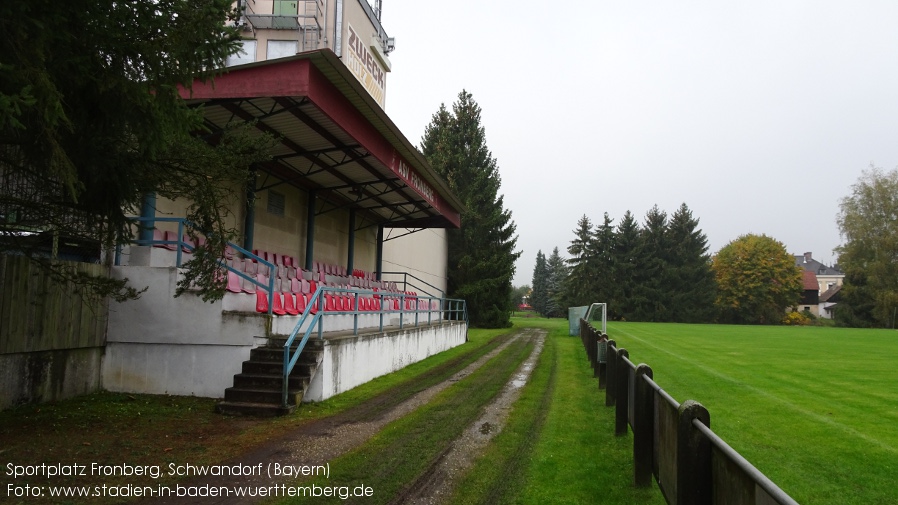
{"left": 390, "top": 328, "right": 548, "bottom": 505}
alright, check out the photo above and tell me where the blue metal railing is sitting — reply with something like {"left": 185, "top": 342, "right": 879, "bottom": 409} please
{"left": 281, "top": 286, "right": 468, "bottom": 407}
{"left": 122, "top": 217, "right": 276, "bottom": 315}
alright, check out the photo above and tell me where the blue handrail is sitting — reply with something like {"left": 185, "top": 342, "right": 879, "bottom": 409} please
{"left": 281, "top": 286, "right": 468, "bottom": 407}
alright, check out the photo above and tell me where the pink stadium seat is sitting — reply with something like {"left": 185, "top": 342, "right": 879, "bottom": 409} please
{"left": 226, "top": 271, "right": 242, "bottom": 293}
{"left": 180, "top": 234, "right": 194, "bottom": 253}
{"left": 255, "top": 291, "right": 269, "bottom": 313}
{"left": 290, "top": 278, "right": 302, "bottom": 294}
{"left": 151, "top": 229, "right": 165, "bottom": 247}
{"left": 241, "top": 275, "right": 256, "bottom": 294}
{"left": 162, "top": 230, "right": 179, "bottom": 251}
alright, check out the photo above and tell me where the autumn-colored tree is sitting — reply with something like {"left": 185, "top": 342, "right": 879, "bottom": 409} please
{"left": 712, "top": 234, "right": 802, "bottom": 324}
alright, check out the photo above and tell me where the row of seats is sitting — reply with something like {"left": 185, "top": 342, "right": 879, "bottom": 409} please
{"left": 148, "top": 234, "right": 410, "bottom": 299}
{"left": 253, "top": 291, "right": 440, "bottom": 316}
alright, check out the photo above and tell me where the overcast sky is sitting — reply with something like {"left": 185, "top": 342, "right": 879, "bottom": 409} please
{"left": 381, "top": 0, "right": 898, "bottom": 287}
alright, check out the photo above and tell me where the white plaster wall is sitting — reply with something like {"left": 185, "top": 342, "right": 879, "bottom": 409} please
{"left": 102, "top": 266, "right": 269, "bottom": 397}
{"left": 102, "top": 343, "right": 249, "bottom": 398}
{"left": 381, "top": 228, "right": 449, "bottom": 296}
{"left": 304, "top": 322, "right": 467, "bottom": 402}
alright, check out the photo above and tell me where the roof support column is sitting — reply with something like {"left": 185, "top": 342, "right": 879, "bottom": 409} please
{"left": 138, "top": 192, "right": 156, "bottom": 243}
{"left": 243, "top": 172, "right": 256, "bottom": 253}
{"left": 305, "top": 190, "right": 317, "bottom": 271}
{"left": 347, "top": 208, "right": 356, "bottom": 274}
{"left": 375, "top": 224, "right": 384, "bottom": 280}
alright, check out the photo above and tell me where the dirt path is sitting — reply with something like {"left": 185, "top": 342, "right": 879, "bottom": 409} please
{"left": 390, "top": 328, "right": 547, "bottom": 505}
{"left": 144, "top": 330, "right": 531, "bottom": 504}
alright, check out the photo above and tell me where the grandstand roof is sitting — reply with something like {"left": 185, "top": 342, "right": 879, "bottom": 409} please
{"left": 179, "top": 49, "right": 463, "bottom": 229}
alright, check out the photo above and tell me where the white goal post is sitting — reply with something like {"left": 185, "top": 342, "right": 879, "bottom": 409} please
{"left": 583, "top": 302, "right": 607, "bottom": 335}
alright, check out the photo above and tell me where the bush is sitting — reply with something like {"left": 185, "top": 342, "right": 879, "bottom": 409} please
{"left": 783, "top": 311, "right": 811, "bottom": 326}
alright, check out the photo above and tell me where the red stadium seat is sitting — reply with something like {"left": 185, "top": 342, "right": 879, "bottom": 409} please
{"left": 283, "top": 292, "right": 299, "bottom": 316}
{"left": 271, "top": 292, "right": 287, "bottom": 316}
{"left": 255, "top": 291, "right": 269, "bottom": 313}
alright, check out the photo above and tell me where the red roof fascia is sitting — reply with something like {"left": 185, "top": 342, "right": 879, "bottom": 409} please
{"left": 179, "top": 59, "right": 461, "bottom": 228}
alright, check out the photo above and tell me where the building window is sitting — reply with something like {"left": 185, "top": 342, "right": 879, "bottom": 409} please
{"left": 267, "top": 40, "right": 298, "bottom": 60}
{"left": 226, "top": 40, "right": 257, "bottom": 67}
{"left": 267, "top": 191, "right": 286, "bottom": 216}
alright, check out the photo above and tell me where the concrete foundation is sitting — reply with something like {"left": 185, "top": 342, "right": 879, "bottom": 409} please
{"left": 0, "top": 348, "right": 103, "bottom": 410}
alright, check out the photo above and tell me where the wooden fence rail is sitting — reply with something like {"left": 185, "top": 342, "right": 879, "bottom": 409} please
{"left": 579, "top": 319, "right": 800, "bottom": 505}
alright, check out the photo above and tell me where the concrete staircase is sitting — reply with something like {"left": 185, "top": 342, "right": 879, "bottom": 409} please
{"left": 215, "top": 336, "right": 324, "bottom": 416}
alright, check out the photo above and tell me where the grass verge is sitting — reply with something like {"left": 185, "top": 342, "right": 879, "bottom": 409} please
{"left": 448, "top": 317, "right": 664, "bottom": 505}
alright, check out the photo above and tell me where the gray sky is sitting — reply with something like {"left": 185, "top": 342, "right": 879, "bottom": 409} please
{"left": 381, "top": 0, "right": 898, "bottom": 287}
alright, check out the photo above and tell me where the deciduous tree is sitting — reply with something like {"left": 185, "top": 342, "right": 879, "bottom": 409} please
{"left": 712, "top": 234, "right": 802, "bottom": 324}
{"left": 836, "top": 166, "right": 898, "bottom": 327}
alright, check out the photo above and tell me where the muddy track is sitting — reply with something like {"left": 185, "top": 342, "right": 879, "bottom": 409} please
{"left": 389, "top": 328, "right": 548, "bottom": 505}
{"left": 142, "top": 331, "right": 524, "bottom": 504}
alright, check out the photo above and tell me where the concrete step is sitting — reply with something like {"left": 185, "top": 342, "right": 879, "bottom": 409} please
{"left": 224, "top": 386, "right": 303, "bottom": 405}
{"left": 232, "top": 373, "right": 308, "bottom": 389}
{"left": 242, "top": 360, "right": 316, "bottom": 376}
{"left": 250, "top": 347, "right": 320, "bottom": 363}
{"left": 215, "top": 401, "right": 296, "bottom": 417}
{"left": 268, "top": 337, "right": 325, "bottom": 351}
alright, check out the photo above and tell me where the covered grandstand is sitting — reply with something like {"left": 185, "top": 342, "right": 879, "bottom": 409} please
{"left": 103, "top": 50, "right": 468, "bottom": 415}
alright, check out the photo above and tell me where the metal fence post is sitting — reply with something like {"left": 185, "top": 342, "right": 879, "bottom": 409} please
{"left": 677, "top": 400, "right": 712, "bottom": 505}
{"left": 605, "top": 340, "right": 617, "bottom": 406}
{"left": 615, "top": 348, "right": 629, "bottom": 436}
{"left": 634, "top": 363, "right": 654, "bottom": 487}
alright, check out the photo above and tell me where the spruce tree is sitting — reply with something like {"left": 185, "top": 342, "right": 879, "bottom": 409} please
{"left": 594, "top": 212, "right": 617, "bottom": 305}
{"left": 666, "top": 203, "right": 716, "bottom": 322}
{"left": 612, "top": 211, "right": 641, "bottom": 321}
{"left": 545, "top": 247, "right": 568, "bottom": 318}
{"left": 565, "top": 215, "right": 597, "bottom": 307}
{"left": 530, "top": 250, "right": 549, "bottom": 317}
{"left": 633, "top": 205, "right": 669, "bottom": 321}
{"left": 421, "top": 91, "right": 520, "bottom": 328}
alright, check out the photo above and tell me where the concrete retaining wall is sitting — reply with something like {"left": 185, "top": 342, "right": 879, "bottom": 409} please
{"left": 304, "top": 321, "right": 467, "bottom": 402}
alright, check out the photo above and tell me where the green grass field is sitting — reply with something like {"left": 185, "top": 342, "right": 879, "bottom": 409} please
{"left": 605, "top": 321, "right": 898, "bottom": 505}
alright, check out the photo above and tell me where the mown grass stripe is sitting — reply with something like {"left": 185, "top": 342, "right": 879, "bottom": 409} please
{"left": 606, "top": 321, "right": 898, "bottom": 505}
